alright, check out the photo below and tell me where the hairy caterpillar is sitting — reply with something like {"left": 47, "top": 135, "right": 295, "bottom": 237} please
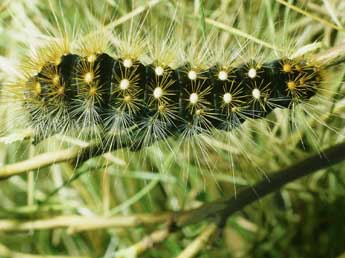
{"left": 0, "top": 0, "right": 342, "bottom": 175}
{"left": 17, "top": 40, "right": 323, "bottom": 152}
{"left": 1, "top": 0, "right": 342, "bottom": 177}
{"left": 0, "top": 1, "right": 345, "bottom": 257}
{"left": 0, "top": 0, "right": 342, "bottom": 173}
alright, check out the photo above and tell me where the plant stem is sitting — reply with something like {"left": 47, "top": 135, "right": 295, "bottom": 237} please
{"left": 113, "top": 227, "right": 171, "bottom": 258}
{"left": 175, "top": 142, "right": 345, "bottom": 227}
{"left": 1, "top": 142, "right": 344, "bottom": 233}
{"left": 175, "top": 223, "right": 219, "bottom": 258}
{"left": 0, "top": 213, "right": 170, "bottom": 232}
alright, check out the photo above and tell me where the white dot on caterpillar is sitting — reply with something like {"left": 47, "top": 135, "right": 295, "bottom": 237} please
{"left": 188, "top": 70, "right": 197, "bottom": 80}
{"left": 123, "top": 59, "right": 133, "bottom": 68}
{"left": 120, "top": 79, "right": 130, "bottom": 90}
{"left": 248, "top": 68, "right": 257, "bottom": 79}
{"left": 223, "top": 93, "right": 232, "bottom": 104}
{"left": 252, "top": 88, "right": 261, "bottom": 99}
{"left": 153, "top": 87, "right": 163, "bottom": 99}
{"left": 155, "top": 66, "right": 164, "bottom": 76}
{"left": 218, "top": 71, "right": 228, "bottom": 81}
{"left": 84, "top": 72, "right": 94, "bottom": 84}
{"left": 189, "top": 93, "right": 199, "bottom": 104}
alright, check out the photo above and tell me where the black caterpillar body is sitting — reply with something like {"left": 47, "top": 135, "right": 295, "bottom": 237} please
{"left": 25, "top": 53, "right": 321, "bottom": 149}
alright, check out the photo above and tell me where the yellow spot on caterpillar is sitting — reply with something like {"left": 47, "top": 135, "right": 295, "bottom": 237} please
{"left": 84, "top": 72, "right": 94, "bottom": 84}
{"left": 283, "top": 63, "right": 292, "bottom": 73}
{"left": 34, "top": 82, "right": 41, "bottom": 96}
{"left": 153, "top": 87, "right": 163, "bottom": 99}
{"left": 195, "top": 109, "right": 204, "bottom": 116}
{"left": 124, "top": 95, "right": 132, "bottom": 102}
{"left": 223, "top": 93, "right": 232, "bottom": 104}
{"left": 188, "top": 70, "right": 197, "bottom": 80}
{"left": 123, "top": 59, "right": 133, "bottom": 68}
{"left": 287, "top": 81, "right": 297, "bottom": 90}
{"left": 89, "top": 86, "right": 97, "bottom": 96}
{"left": 252, "top": 88, "right": 261, "bottom": 99}
{"left": 57, "top": 86, "right": 64, "bottom": 96}
{"left": 52, "top": 74, "right": 60, "bottom": 85}
{"left": 120, "top": 79, "right": 130, "bottom": 90}
{"left": 87, "top": 54, "right": 97, "bottom": 63}
{"left": 158, "top": 104, "right": 165, "bottom": 112}
{"left": 248, "top": 68, "right": 257, "bottom": 79}
{"left": 189, "top": 93, "right": 199, "bottom": 104}
{"left": 295, "top": 65, "right": 302, "bottom": 72}
{"left": 155, "top": 66, "right": 164, "bottom": 76}
{"left": 218, "top": 71, "right": 228, "bottom": 81}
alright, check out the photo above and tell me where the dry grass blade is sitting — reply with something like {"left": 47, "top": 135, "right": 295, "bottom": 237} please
{"left": 276, "top": 0, "right": 345, "bottom": 31}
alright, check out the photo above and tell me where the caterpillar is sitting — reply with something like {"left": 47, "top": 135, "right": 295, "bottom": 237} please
{"left": 1, "top": 0, "right": 342, "bottom": 171}
{"left": 1, "top": 0, "right": 342, "bottom": 175}
{"left": 20, "top": 41, "right": 322, "bottom": 151}
{"left": 0, "top": 1, "right": 345, "bottom": 257}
